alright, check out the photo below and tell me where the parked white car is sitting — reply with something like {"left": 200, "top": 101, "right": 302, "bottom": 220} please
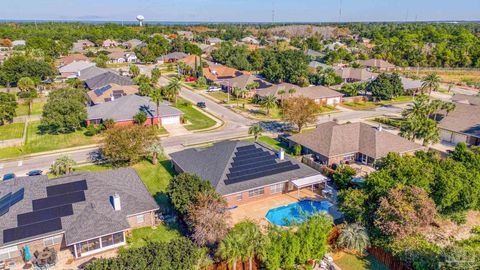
{"left": 207, "top": 86, "right": 222, "bottom": 92}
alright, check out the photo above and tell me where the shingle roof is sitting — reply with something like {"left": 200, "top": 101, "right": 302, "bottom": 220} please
{"left": 58, "top": 61, "right": 95, "bottom": 74}
{"left": 309, "top": 61, "right": 332, "bottom": 70}
{"left": 160, "top": 52, "right": 188, "bottom": 61}
{"left": 86, "top": 83, "right": 139, "bottom": 105}
{"left": 85, "top": 71, "right": 134, "bottom": 90}
{"left": 357, "top": 59, "right": 396, "bottom": 69}
{"left": 170, "top": 141, "right": 319, "bottom": 195}
{"left": 438, "top": 99, "right": 480, "bottom": 137}
{"left": 203, "top": 64, "right": 245, "bottom": 81}
{"left": 256, "top": 84, "right": 343, "bottom": 100}
{"left": 401, "top": 77, "right": 423, "bottom": 90}
{"left": 335, "top": 68, "right": 377, "bottom": 82}
{"left": 0, "top": 168, "right": 158, "bottom": 247}
{"left": 305, "top": 49, "right": 325, "bottom": 57}
{"left": 78, "top": 66, "right": 109, "bottom": 81}
{"left": 87, "top": 94, "right": 183, "bottom": 122}
{"left": 289, "top": 122, "right": 423, "bottom": 159}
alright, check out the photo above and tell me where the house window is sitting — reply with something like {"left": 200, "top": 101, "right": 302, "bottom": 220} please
{"left": 101, "top": 232, "right": 124, "bottom": 248}
{"left": 43, "top": 235, "right": 63, "bottom": 247}
{"left": 136, "top": 214, "right": 145, "bottom": 224}
{"left": 0, "top": 246, "right": 20, "bottom": 261}
{"left": 77, "top": 238, "right": 100, "bottom": 254}
{"left": 235, "top": 193, "right": 242, "bottom": 201}
{"left": 248, "top": 187, "right": 264, "bottom": 198}
{"left": 343, "top": 154, "right": 354, "bottom": 161}
{"left": 270, "top": 183, "right": 284, "bottom": 194}
{"left": 90, "top": 119, "right": 102, "bottom": 125}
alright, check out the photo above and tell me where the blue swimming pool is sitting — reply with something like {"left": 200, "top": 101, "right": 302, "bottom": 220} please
{"left": 265, "top": 200, "right": 333, "bottom": 226}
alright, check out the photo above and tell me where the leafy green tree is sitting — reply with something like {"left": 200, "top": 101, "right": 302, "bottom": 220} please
{"left": 17, "top": 77, "right": 35, "bottom": 91}
{"left": 332, "top": 165, "right": 356, "bottom": 189}
{"left": 337, "top": 224, "right": 370, "bottom": 254}
{"left": 338, "top": 188, "right": 368, "bottom": 224}
{"left": 422, "top": 73, "right": 441, "bottom": 96}
{"left": 133, "top": 111, "right": 147, "bottom": 125}
{"left": 0, "top": 93, "right": 17, "bottom": 125}
{"left": 217, "top": 231, "right": 242, "bottom": 270}
{"left": 94, "top": 54, "right": 109, "bottom": 68}
{"left": 248, "top": 125, "right": 263, "bottom": 141}
{"left": 100, "top": 125, "right": 156, "bottom": 165}
{"left": 166, "top": 173, "right": 216, "bottom": 215}
{"left": 39, "top": 88, "right": 86, "bottom": 134}
{"left": 50, "top": 155, "right": 77, "bottom": 176}
{"left": 129, "top": 64, "right": 140, "bottom": 78}
{"left": 367, "top": 73, "right": 404, "bottom": 100}
{"left": 0, "top": 55, "right": 55, "bottom": 86}
{"left": 295, "top": 213, "right": 333, "bottom": 264}
{"left": 150, "top": 67, "right": 161, "bottom": 85}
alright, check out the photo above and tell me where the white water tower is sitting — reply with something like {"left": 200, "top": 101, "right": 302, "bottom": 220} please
{"left": 136, "top": 15, "right": 144, "bottom": 26}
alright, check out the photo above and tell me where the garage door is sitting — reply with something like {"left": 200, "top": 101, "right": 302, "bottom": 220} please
{"left": 161, "top": 116, "right": 180, "bottom": 125}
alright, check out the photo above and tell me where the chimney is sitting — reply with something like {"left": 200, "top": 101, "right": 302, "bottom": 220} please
{"left": 377, "top": 125, "right": 383, "bottom": 132}
{"left": 277, "top": 148, "right": 285, "bottom": 161}
{"left": 111, "top": 193, "right": 121, "bottom": 211}
{"left": 110, "top": 93, "right": 115, "bottom": 101}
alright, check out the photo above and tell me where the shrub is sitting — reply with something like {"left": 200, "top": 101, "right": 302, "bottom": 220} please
{"left": 294, "top": 144, "right": 302, "bottom": 156}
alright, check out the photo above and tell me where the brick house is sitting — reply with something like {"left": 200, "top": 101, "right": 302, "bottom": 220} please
{"left": 0, "top": 168, "right": 158, "bottom": 265}
{"left": 288, "top": 122, "right": 424, "bottom": 166}
{"left": 256, "top": 84, "right": 344, "bottom": 106}
{"left": 86, "top": 95, "right": 184, "bottom": 127}
{"left": 170, "top": 141, "right": 327, "bottom": 208}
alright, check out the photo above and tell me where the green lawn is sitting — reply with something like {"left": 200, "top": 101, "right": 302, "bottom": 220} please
{"left": 207, "top": 91, "right": 249, "bottom": 105}
{"left": 343, "top": 96, "right": 413, "bottom": 110}
{"left": 127, "top": 225, "right": 182, "bottom": 249}
{"left": 15, "top": 102, "right": 45, "bottom": 116}
{"left": 377, "top": 95, "right": 414, "bottom": 105}
{"left": 256, "top": 136, "right": 293, "bottom": 155}
{"left": 334, "top": 252, "right": 389, "bottom": 270}
{"left": 174, "top": 99, "right": 216, "bottom": 131}
{"left": 0, "top": 123, "right": 24, "bottom": 140}
{"left": 0, "top": 121, "right": 100, "bottom": 159}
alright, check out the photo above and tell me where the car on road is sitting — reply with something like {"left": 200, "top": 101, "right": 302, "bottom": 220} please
{"left": 26, "top": 170, "right": 43, "bottom": 176}
{"left": 2, "top": 173, "right": 16, "bottom": 181}
{"left": 196, "top": 102, "right": 207, "bottom": 108}
{"left": 207, "top": 86, "right": 222, "bottom": 92}
{"left": 185, "top": 76, "right": 197, "bottom": 82}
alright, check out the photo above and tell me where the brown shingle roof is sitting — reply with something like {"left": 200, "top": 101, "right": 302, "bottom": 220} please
{"left": 438, "top": 101, "right": 480, "bottom": 137}
{"left": 87, "top": 83, "right": 139, "bottom": 105}
{"left": 335, "top": 68, "right": 377, "bottom": 82}
{"left": 218, "top": 74, "right": 270, "bottom": 89}
{"left": 256, "top": 84, "right": 343, "bottom": 100}
{"left": 289, "top": 122, "right": 423, "bottom": 159}
{"left": 357, "top": 59, "right": 396, "bottom": 69}
{"left": 203, "top": 64, "right": 245, "bottom": 81}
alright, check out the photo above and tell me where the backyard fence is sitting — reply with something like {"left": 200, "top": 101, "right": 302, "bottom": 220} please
{"left": 301, "top": 155, "right": 325, "bottom": 172}
{"left": 367, "top": 247, "right": 413, "bottom": 270}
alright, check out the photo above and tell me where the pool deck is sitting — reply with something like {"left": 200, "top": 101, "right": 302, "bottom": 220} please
{"left": 228, "top": 189, "right": 342, "bottom": 227}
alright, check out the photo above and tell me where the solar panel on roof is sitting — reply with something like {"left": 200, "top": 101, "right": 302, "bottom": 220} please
{"left": 228, "top": 161, "right": 295, "bottom": 179}
{"left": 0, "top": 188, "right": 24, "bottom": 217}
{"left": 10, "top": 188, "right": 24, "bottom": 206}
{"left": 225, "top": 164, "right": 300, "bottom": 185}
{"left": 236, "top": 145, "right": 257, "bottom": 152}
{"left": 32, "top": 191, "right": 85, "bottom": 211}
{"left": 112, "top": 90, "right": 125, "bottom": 95}
{"left": 3, "top": 218, "right": 62, "bottom": 243}
{"left": 47, "top": 180, "right": 87, "bottom": 197}
{"left": 93, "top": 85, "right": 112, "bottom": 97}
{"left": 17, "top": 204, "right": 73, "bottom": 226}
{"left": 0, "top": 193, "right": 12, "bottom": 209}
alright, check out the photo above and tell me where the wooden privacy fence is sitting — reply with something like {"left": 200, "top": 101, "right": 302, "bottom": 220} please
{"left": 368, "top": 247, "right": 413, "bottom": 270}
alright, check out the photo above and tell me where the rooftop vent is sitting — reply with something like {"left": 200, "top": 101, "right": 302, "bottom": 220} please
{"left": 111, "top": 193, "right": 121, "bottom": 211}
{"left": 277, "top": 148, "right": 285, "bottom": 161}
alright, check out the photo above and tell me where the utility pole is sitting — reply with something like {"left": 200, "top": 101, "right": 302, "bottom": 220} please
{"left": 338, "top": 0, "right": 343, "bottom": 23}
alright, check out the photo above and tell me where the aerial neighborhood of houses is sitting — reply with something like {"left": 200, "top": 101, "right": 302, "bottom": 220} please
{"left": 0, "top": 19, "right": 480, "bottom": 270}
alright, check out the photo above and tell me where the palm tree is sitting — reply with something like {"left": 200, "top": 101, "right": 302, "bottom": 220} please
{"left": 24, "top": 90, "right": 38, "bottom": 116}
{"left": 149, "top": 87, "right": 163, "bottom": 127}
{"left": 248, "top": 125, "right": 263, "bottom": 141}
{"left": 239, "top": 89, "right": 249, "bottom": 108}
{"left": 234, "top": 220, "right": 267, "bottom": 270}
{"left": 50, "top": 156, "right": 77, "bottom": 176}
{"left": 167, "top": 77, "right": 182, "bottom": 105}
{"left": 421, "top": 73, "right": 441, "bottom": 96}
{"left": 262, "top": 94, "right": 277, "bottom": 116}
{"left": 148, "top": 141, "right": 163, "bottom": 165}
{"left": 277, "top": 89, "right": 286, "bottom": 106}
{"left": 288, "top": 88, "right": 296, "bottom": 97}
{"left": 337, "top": 224, "right": 370, "bottom": 254}
{"left": 217, "top": 233, "right": 242, "bottom": 270}
{"left": 233, "top": 87, "right": 242, "bottom": 107}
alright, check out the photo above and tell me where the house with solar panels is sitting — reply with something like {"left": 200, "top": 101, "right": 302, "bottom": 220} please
{"left": 86, "top": 84, "right": 139, "bottom": 105}
{"left": 0, "top": 168, "right": 158, "bottom": 264}
{"left": 170, "top": 140, "right": 328, "bottom": 207}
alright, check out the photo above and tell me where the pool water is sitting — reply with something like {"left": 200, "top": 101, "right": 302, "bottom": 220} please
{"left": 265, "top": 200, "right": 333, "bottom": 226}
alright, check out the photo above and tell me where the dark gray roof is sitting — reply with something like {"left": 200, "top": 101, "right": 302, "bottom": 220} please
{"left": 170, "top": 140, "right": 319, "bottom": 195}
{"left": 78, "top": 66, "right": 109, "bottom": 81}
{"left": 0, "top": 168, "right": 158, "bottom": 247}
{"left": 289, "top": 122, "right": 423, "bottom": 159}
{"left": 438, "top": 99, "right": 480, "bottom": 137}
{"left": 160, "top": 52, "right": 188, "bottom": 61}
{"left": 87, "top": 94, "right": 183, "bottom": 122}
{"left": 85, "top": 71, "right": 134, "bottom": 90}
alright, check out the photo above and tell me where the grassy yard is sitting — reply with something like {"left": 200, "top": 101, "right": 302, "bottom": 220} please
{"left": 377, "top": 95, "right": 413, "bottom": 105}
{"left": 256, "top": 136, "right": 294, "bottom": 155}
{"left": 334, "top": 252, "right": 388, "bottom": 270}
{"left": 0, "top": 122, "right": 24, "bottom": 140}
{"left": 207, "top": 91, "right": 249, "bottom": 105}
{"left": 74, "top": 157, "right": 181, "bottom": 248}
{"left": 15, "top": 102, "right": 45, "bottom": 116}
{"left": 0, "top": 121, "right": 100, "bottom": 159}
{"left": 174, "top": 99, "right": 216, "bottom": 131}
{"left": 342, "top": 96, "right": 413, "bottom": 110}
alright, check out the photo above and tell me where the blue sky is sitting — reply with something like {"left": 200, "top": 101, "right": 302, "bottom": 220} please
{"left": 2, "top": 0, "right": 479, "bottom": 22}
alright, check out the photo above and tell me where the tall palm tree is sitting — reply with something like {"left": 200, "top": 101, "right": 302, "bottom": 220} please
{"left": 149, "top": 87, "right": 163, "bottom": 127}
{"left": 248, "top": 125, "right": 263, "bottom": 141}
{"left": 337, "top": 224, "right": 370, "bottom": 254}
{"left": 25, "top": 90, "right": 38, "bottom": 116}
{"left": 233, "top": 87, "right": 242, "bottom": 107}
{"left": 50, "top": 155, "right": 77, "bottom": 176}
{"left": 262, "top": 94, "right": 277, "bottom": 116}
{"left": 277, "top": 89, "right": 286, "bottom": 106}
{"left": 421, "top": 73, "right": 441, "bottom": 96}
{"left": 239, "top": 89, "right": 249, "bottom": 108}
{"left": 148, "top": 141, "right": 163, "bottom": 165}
{"left": 217, "top": 233, "right": 242, "bottom": 270}
{"left": 167, "top": 77, "right": 182, "bottom": 105}
{"left": 234, "top": 220, "right": 267, "bottom": 270}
